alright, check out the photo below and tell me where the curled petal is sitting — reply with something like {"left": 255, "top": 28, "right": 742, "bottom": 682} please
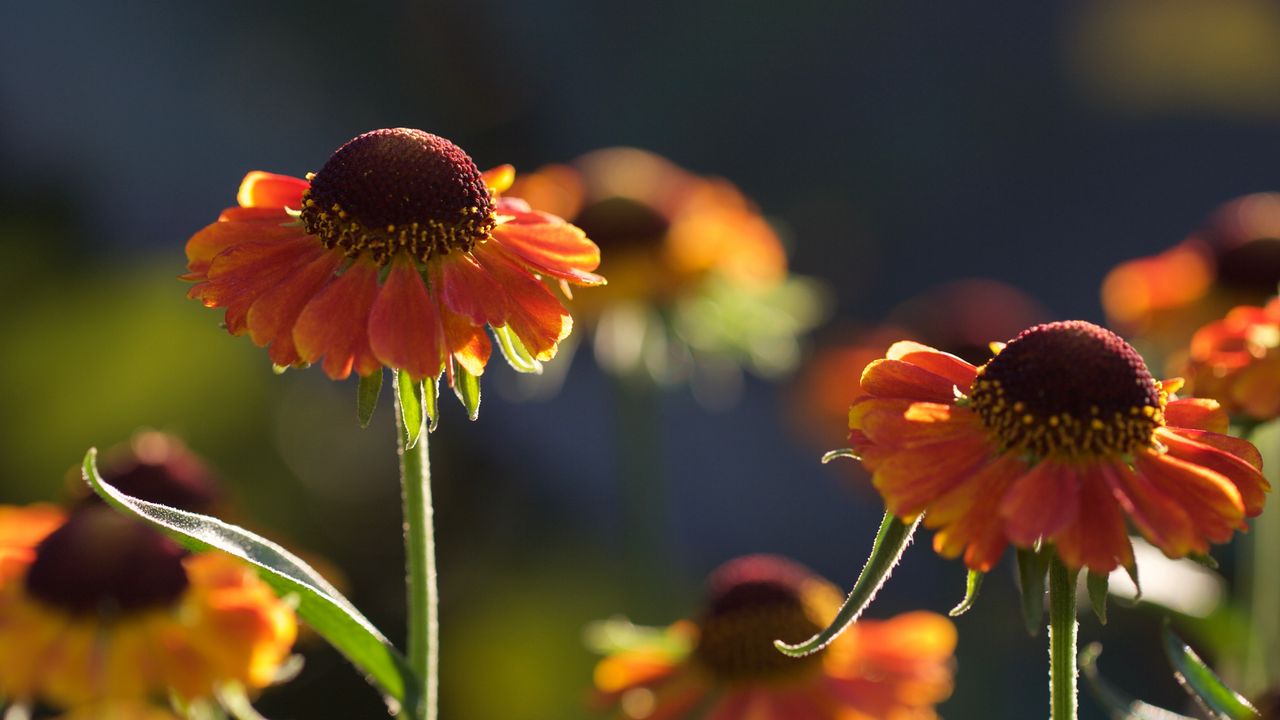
{"left": 857, "top": 401, "right": 983, "bottom": 449}
{"left": 885, "top": 341, "right": 979, "bottom": 390}
{"left": 1157, "top": 428, "right": 1269, "bottom": 516}
{"left": 1101, "top": 459, "right": 1199, "bottom": 558}
{"left": 440, "top": 303, "right": 492, "bottom": 378}
{"left": 197, "top": 236, "right": 317, "bottom": 335}
{"left": 871, "top": 434, "right": 993, "bottom": 518}
{"left": 490, "top": 216, "right": 605, "bottom": 286}
{"left": 860, "top": 359, "right": 961, "bottom": 404}
{"left": 1166, "top": 427, "right": 1263, "bottom": 471}
{"left": 1165, "top": 398, "right": 1229, "bottom": 434}
{"left": 437, "top": 252, "right": 508, "bottom": 326}
{"left": 473, "top": 243, "right": 570, "bottom": 361}
{"left": 236, "top": 171, "right": 308, "bottom": 209}
{"left": 369, "top": 257, "right": 444, "bottom": 380}
{"left": 294, "top": 257, "right": 382, "bottom": 380}
{"left": 481, "top": 164, "right": 515, "bottom": 194}
{"left": 185, "top": 222, "right": 301, "bottom": 274}
{"left": 1134, "top": 451, "right": 1245, "bottom": 545}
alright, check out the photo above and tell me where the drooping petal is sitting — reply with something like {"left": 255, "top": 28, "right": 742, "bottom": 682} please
{"left": 436, "top": 252, "right": 508, "bottom": 326}
{"left": 855, "top": 400, "right": 984, "bottom": 449}
{"left": 473, "top": 243, "right": 571, "bottom": 361}
{"left": 440, "top": 302, "right": 492, "bottom": 377}
{"left": 368, "top": 256, "right": 444, "bottom": 380}
{"left": 999, "top": 460, "right": 1080, "bottom": 547}
{"left": 1164, "top": 398, "right": 1230, "bottom": 434}
{"left": 490, "top": 216, "right": 605, "bottom": 286}
{"left": 1134, "top": 451, "right": 1246, "bottom": 546}
{"left": 1101, "top": 458, "right": 1199, "bottom": 558}
{"left": 927, "top": 454, "right": 1025, "bottom": 571}
{"left": 236, "top": 171, "right": 308, "bottom": 209}
{"left": 885, "top": 341, "right": 979, "bottom": 390}
{"left": 871, "top": 434, "right": 994, "bottom": 518}
{"left": 246, "top": 249, "right": 343, "bottom": 367}
{"left": 860, "top": 358, "right": 962, "bottom": 404}
{"left": 294, "top": 257, "right": 382, "bottom": 380}
{"left": 1233, "top": 357, "right": 1280, "bottom": 419}
{"left": 1053, "top": 466, "right": 1133, "bottom": 573}
{"left": 195, "top": 236, "right": 319, "bottom": 335}
{"left": 185, "top": 222, "right": 303, "bottom": 275}
{"left": 1166, "top": 427, "right": 1264, "bottom": 471}
{"left": 1156, "top": 427, "right": 1269, "bottom": 516}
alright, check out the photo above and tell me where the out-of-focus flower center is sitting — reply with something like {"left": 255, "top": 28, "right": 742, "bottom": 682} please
{"left": 573, "top": 197, "right": 671, "bottom": 253}
{"left": 970, "top": 320, "right": 1163, "bottom": 457}
{"left": 694, "top": 557, "right": 825, "bottom": 683}
{"left": 301, "top": 128, "right": 496, "bottom": 265}
{"left": 24, "top": 506, "right": 188, "bottom": 615}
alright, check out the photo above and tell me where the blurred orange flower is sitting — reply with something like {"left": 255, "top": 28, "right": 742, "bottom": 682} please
{"left": 1186, "top": 297, "right": 1280, "bottom": 422}
{"left": 185, "top": 128, "right": 603, "bottom": 387}
{"left": 0, "top": 440, "right": 297, "bottom": 716}
{"left": 848, "top": 321, "right": 1267, "bottom": 574}
{"left": 591, "top": 555, "right": 955, "bottom": 720}
{"left": 511, "top": 149, "right": 823, "bottom": 392}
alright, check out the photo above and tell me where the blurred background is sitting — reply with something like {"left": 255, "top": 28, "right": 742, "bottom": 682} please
{"left": 3, "top": 1, "right": 1280, "bottom": 717}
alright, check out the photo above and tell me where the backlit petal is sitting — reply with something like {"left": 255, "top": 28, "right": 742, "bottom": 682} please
{"left": 294, "top": 257, "right": 382, "bottom": 380}
{"left": 1101, "top": 459, "right": 1198, "bottom": 558}
{"left": 1165, "top": 398, "right": 1229, "bottom": 434}
{"left": 236, "top": 172, "right": 308, "bottom": 209}
{"left": 473, "top": 243, "right": 570, "bottom": 360}
{"left": 999, "top": 460, "right": 1080, "bottom": 546}
{"left": 860, "top": 359, "right": 961, "bottom": 404}
{"left": 490, "top": 216, "right": 605, "bottom": 286}
{"left": 871, "top": 434, "right": 993, "bottom": 518}
{"left": 369, "top": 256, "right": 444, "bottom": 380}
{"left": 1134, "top": 451, "right": 1245, "bottom": 545}
{"left": 1053, "top": 467, "right": 1132, "bottom": 572}
{"left": 197, "top": 236, "right": 318, "bottom": 335}
{"left": 246, "top": 249, "right": 342, "bottom": 367}
{"left": 1157, "top": 427, "right": 1269, "bottom": 516}
{"left": 885, "top": 341, "right": 979, "bottom": 390}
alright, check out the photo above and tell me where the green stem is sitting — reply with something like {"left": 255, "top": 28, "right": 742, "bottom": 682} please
{"left": 1049, "top": 555, "right": 1079, "bottom": 720}
{"left": 1241, "top": 423, "right": 1279, "bottom": 695}
{"left": 396, "top": 393, "right": 437, "bottom": 720}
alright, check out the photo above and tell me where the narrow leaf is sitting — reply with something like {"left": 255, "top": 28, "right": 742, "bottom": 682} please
{"left": 493, "top": 324, "right": 542, "bottom": 374}
{"left": 775, "top": 511, "right": 920, "bottom": 657}
{"left": 1016, "top": 546, "right": 1051, "bottom": 637}
{"left": 395, "top": 369, "right": 425, "bottom": 448}
{"left": 1088, "top": 572, "right": 1110, "bottom": 625}
{"left": 423, "top": 373, "right": 440, "bottom": 433}
{"left": 83, "top": 449, "right": 420, "bottom": 716}
{"left": 1189, "top": 552, "right": 1220, "bottom": 570}
{"left": 356, "top": 370, "right": 383, "bottom": 428}
{"left": 820, "top": 448, "right": 860, "bottom": 464}
{"left": 453, "top": 365, "right": 481, "bottom": 421}
{"left": 1080, "top": 642, "right": 1197, "bottom": 720}
{"left": 1162, "top": 621, "right": 1259, "bottom": 719}
{"left": 949, "top": 568, "right": 984, "bottom": 617}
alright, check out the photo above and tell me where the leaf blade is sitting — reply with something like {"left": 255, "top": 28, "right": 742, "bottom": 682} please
{"left": 395, "top": 370, "right": 425, "bottom": 448}
{"left": 1016, "top": 546, "right": 1051, "bottom": 637}
{"left": 356, "top": 370, "right": 383, "bottom": 428}
{"left": 1162, "top": 621, "right": 1259, "bottom": 719}
{"left": 949, "top": 568, "right": 984, "bottom": 617}
{"left": 82, "top": 449, "right": 420, "bottom": 715}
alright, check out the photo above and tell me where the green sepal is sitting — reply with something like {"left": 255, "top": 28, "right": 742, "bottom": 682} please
{"left": 1189, "top": 552, "right": 1220, "bottom": 570}
{"left": 1162, "top": 620, "right": 1260, "bottom": 719}
{"left": 1016, "top": 546, "right": 1051, "bottom": 637}
{"left": 452, "top": 366, "right": 481, "bottom": 421}
{"left": 494, "top": 324, "right": 542, "bottom": 374}
{"left": 423, "top": 373, "right": 440, "bottom": 433}
{"left": 356, "top": 370, "right": 383, "bottom": 429}
{"left": 1087, "top": 571, "right": 1109, "bottom": 625}
{"left": 820, "top": 448, "right": 860, "bottom": 464}
{"left": 775, "top": 511, "right": 920, "bottom": 657}
{"left": 82, "top": 450, "right": 420, "bottom": 716}
{"left": 949, "top": 568, "right": 984, "bottom": 617}
{"left": 394, "top": 370, "right": 425, "bottom": 449}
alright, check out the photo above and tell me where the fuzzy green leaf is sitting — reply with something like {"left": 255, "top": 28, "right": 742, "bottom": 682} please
{"left": 493, "top": 325, "right": 542, "bottom": 374}
{"left": 775, "top": 511, "right": 919, "bottom": 657}
{"left": 356, "top": 370, "right": 383, "bottom": 429}
{"left": 82, "top": 449, "right": 420, "bottom": 716}
{"left": 395, "top": 370, "right": 425, "bottom": 448}
{"left": 1162, "top": 622, "right": 1259, "bottom": 719}
{"left": 949, "top": 568, "right": 984, "bottom": 617}
{"left": 1080, "top": 642, "right": 1197, "bottom": 720}
{"left": 423, "top": 373, "right": 440, "bottom": 433}
{"left": 1016, "top": 546, "right": 1051, "bottom": 637}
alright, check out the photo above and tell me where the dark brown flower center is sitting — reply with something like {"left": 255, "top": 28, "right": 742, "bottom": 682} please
{"left": 25, "top": 506, "right": 188, "bottom": 616}
{"left": 694, "top": 556, "right": 824, "bottom": 683}
{"left": 301, "top": 128, "right": 496, "bottom": 265}
{"left": 970, "top": 320, "right": 1163, "bottom": 457}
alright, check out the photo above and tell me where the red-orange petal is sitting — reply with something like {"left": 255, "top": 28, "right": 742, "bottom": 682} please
{"left": 885, "top": 342, "right": 979, "bottom": 390}
{"left": 860, "top": 359, "right": 961, "bottom": 404}
{"left": 237, "top": 172, "right": 308, "bottom": 209}
{"left": 1165, "top": 398, "right": 1230, "bottom": 434}
{"left": 490, "top": 216, "right": 605, "bottom": 286}
{"left": 1157, "top": 428, "right": 1269, "bottom": 516}
{"left": 1166, "top": 427, "right": 1264, "bottom": 471}
{"left": 999, "top": 460, "right": 1080, "bottom": 547}
{"left": 1134, "top": 451, "right": 1245, "bottom": 545}
{"left": 482, "top": 164, "right": 515, "bottom": 194}
{"left": 218, "top": 206, "right": 294, "bottom": 224}
{"left": 198, "top": 235, "right": 318, "bottom": 335}
{"left": 437, "top": 252, "right": 509, "bottom": 326}
{"left": 294, "top": 257, "right": 382, "bottom": 380}
{"left": 246, "top": 249, "right": 342, "bottom": 366}
{"left": 369, "top": 256, "right": 444, "bottom": 381}
{"left": 1101, "top": 458, "right": 1199, "bottom": 557}
{"left": 473, "top": 243, "right": 570, "bottom": 361}
{"left": 927, "top": 453, "right": 1025, "bottom": 571}
{"left": 857, "top": 401, "right": 983, "bottom": 450}
{"left": 440, "top": 303, "right": 492, "bottom": 377}
{"left": 1053, "top": 467, "right": 1132, "bottom": 573}
{"left": 871, "top": 434, "right": 994, "bottom": 518}
{"left": 185, "top": 221, "right": 301, "bottom": 272}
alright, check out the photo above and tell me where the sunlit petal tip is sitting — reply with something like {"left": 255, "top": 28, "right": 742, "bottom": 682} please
{"left": 236, "top": 171, "right": 309, "bottom": 210}
{"left": 482, "top": 164, "right": 516, "bottom": 194}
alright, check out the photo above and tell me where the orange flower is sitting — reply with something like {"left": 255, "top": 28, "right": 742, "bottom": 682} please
{"left": 1186, "top": 297, "right": 1280, "bottom": 422}
{"left": 848, "top": 320, "right": 1268, "bottom": 574}
{"left": 592, "top": 555, "right": 956, "bottom": 720}
{"left": 0, "top": 441, "right": 296, "bottom": 716}
{"left": 511, "top": 149, "right": 821, "bottom": 387}
{"left": 185, "top": 128, "right": 604, "bottom": 386}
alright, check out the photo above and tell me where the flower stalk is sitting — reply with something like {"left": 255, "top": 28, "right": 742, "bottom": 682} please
{"left": 1048, "top": 555, "right": 1079, "bottom": 720}
{"left": 396, "top": 392, "right": 437, "bottom": 720}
